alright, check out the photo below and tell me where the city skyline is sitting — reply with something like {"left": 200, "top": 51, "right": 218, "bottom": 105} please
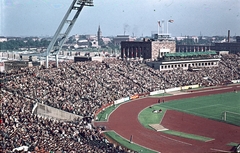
{"left": 1, "top": 0, "right": 240, "bottom": 37}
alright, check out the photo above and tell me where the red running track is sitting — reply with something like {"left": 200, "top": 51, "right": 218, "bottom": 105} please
{"left": 94, "top": 85, "right": 240, "bottom": 153}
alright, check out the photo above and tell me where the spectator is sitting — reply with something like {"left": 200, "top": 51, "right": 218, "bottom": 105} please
{"left": 1, "top": 53, "right": 240, "bottom": 152}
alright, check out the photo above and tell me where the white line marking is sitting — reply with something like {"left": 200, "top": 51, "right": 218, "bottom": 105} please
{"left": 160, "top": 135, "right": 192, "bottom": 146}
{"left": 186, "top": 104, "right": 221, "bottom": 111}
{"left": 210, "top": 148, "right": 231, "bottom": 153}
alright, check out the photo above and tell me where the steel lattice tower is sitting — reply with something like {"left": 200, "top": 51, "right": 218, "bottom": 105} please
{"left": 45, "top": 0, "right": 93, "bottom": 68}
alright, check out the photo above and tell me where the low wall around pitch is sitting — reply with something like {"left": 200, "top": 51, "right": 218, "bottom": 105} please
{"left": 165, "top": 87, "right": 181, "bottom": 93}
{"left": 181, "top": 84, "right": 200, "bottom": 90}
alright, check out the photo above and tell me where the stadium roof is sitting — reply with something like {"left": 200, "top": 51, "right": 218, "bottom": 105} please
{"left": 165, "top": 51, "right": 217, "bottom": 57}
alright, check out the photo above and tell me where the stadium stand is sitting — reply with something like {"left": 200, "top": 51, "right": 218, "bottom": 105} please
{"left": 0, "top": 53, "right": 240, "bottom": 152}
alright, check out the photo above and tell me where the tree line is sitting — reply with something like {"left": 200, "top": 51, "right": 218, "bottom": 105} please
{"left": 0, "top": 39, "right": 50, "bottom": 50}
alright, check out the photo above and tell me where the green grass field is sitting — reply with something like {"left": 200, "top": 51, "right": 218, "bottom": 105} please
{"left": 162, "top": 130, "right": 214, "bottom": 142}
{"left": 104, "top": 131, "right": 158, "bottom": 153}
{"left": 160, "top": 92, "right": 240, "bottom": 125}
{"left": 138, "top": 106, "right": 167, "bottom": 129}
{"left": 96, "top": 104, "right": 120, "bottom": 121}
{"left": 139, "top": 92, "right": 240, "bottom": 128}
{"left": 138, "top": 91, "right": 240, "bottom": 142}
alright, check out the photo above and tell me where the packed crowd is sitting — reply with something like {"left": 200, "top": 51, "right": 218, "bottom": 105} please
{"left": 1, "top": 91, "right": 128, "bottom": 152}
{"left": 1, "top": 53, "right": 240, "bottom": 152}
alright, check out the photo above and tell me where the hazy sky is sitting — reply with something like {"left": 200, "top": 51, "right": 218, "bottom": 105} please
{"left": 1, "top": 0, "right": 240, "bottom": 37}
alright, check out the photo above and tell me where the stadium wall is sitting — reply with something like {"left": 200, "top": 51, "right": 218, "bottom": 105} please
{"left": 150, "top": 90, "right": 165, "bottom": 96}
{"left": 181, "top": 84, "right": 200, "bottom": 90}
{"left": 36, "top": 103, "right": 83, "bottom": 121}
{"left": 231, "top": 79, "right": 240, "bottom": 83}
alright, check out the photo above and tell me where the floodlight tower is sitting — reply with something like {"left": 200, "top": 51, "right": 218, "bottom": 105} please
{"left": 45, "top": 0, "right": 93, "bottom": 68}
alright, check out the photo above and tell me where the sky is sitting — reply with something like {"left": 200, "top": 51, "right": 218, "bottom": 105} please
{"left": 1, "top": 0, "right": 240, "bottom": 37}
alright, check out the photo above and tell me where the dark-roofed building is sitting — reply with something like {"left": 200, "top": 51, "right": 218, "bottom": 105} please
{"left": 214, "top": 37, "right": 240, "bottom": 53}
{"left": 176, "top": 36, "right": 240, "bottom": 54}
{"left": 121, "top": 38, "right": 176, "bottom": 60}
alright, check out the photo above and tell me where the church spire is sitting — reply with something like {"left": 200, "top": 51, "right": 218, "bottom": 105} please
{"left": 97, "top": 25, "right": 102, "bottom": 43}
{"left": 98, "top": 25, "right": 101, "bottom": 32}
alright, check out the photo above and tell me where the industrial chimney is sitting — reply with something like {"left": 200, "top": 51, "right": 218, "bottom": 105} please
{"left": 228, "top": 30, "right": 230, "bottom": 43}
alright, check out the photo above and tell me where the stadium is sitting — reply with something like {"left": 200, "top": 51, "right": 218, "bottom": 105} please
{"left": 1, "top": 0, "right": 240, "bottom": 153}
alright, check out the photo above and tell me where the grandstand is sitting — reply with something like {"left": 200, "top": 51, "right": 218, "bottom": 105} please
{"left": 1, "top": 53, "right": 240, "bottom": 152}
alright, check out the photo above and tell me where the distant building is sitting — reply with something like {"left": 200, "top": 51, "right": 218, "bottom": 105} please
{"left": 101, "top": 37, "right": 111, "bottom": 45}
{"left": 176, "top": 36, "right": 240, "bottom": 54}
{"left": 74, "top": 56, "right": 103, "bottom": 63}
{"left": 0, "top": 36, "right": 7, "bottom": 42}
{"left": 3, "top": 60, "right": 42, "bottom": 72}
{"left": 90, "top": 39, "right": 98, "bottom": 48}
{"left": 77, "top": 40, "right": 89, "bottom": 48}
{"left": 121, "top": 36, "right": 176, "bottom": 60}
{"left": 176, "top": 44, "right": 213, "bottom": 52}
{"left": 85, "top": 35, "right": 97, "bottom": 41}
{"left": 6, "top": 37, "right": 22, "bottom": 41}
{"left": 146, "top": 51, "right": 220, "bottom": 71}
{"left": 214, "top": 36, "right": 240, "bottom": 53}
{"left": 120, "top": 33, "right": 220, "bottom": 71}
{"left": 113, "top": 35, "right": 136, "bottom": 46}
{"left": 24, "top": 37, "right": 40, "bottom": 41}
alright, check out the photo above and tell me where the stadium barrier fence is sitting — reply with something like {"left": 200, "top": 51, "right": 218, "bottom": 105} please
{"left": 94, "top": 91, "right": 158, "bottom": 121}
{"left": 150, "top": 90, "right": 165, "bottom": 96}
{"left": 181, "top": 84, "right": 200, "bottom": 90}
{"left": 94, "top": 102, "right": 114, "bottom": 119}
{"left": 114, "top": 98, "right": 126, "bottom": 105}
{"left": 231, "top": 79, "right": 240, "bottom": 84}
{"left": 165, "top": 87, "right": 181, "bottom": 93}
{"left": 94, "top": 92, "right": 151, "bottom": 120}
{"left": 138, "top": 92, "right": 150, "bottom": 97}
{"left": 130, "top": 94, "right": 139, "bottom": 100}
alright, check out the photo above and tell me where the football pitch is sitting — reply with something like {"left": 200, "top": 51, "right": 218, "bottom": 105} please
{"left": 99, "top": 90, "right": 240, "bottom": 152}
{"left": 145, "top": 91, "right": 240, "bottom": 126}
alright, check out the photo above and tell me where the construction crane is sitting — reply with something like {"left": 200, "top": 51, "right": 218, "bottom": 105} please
{"left": 45, "top": 0, "right": 93, "bottom": 68}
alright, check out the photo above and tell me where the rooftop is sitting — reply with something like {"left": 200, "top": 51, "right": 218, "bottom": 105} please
{"left": 165, "top": 51, "right": 217, "bottom": 57}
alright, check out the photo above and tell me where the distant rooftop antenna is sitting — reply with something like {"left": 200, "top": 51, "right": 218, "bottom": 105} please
{"left": 45, "top": 0, "right": 93, "bottom": 68}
